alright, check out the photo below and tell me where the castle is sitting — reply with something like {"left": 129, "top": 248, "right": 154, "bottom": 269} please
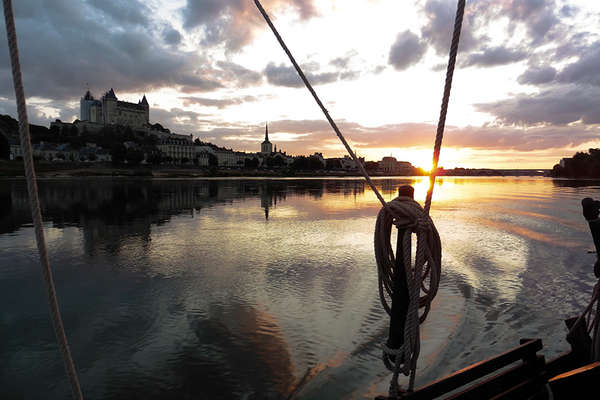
{"left": 80, "top": 88, "right": 149, "bottom": 129}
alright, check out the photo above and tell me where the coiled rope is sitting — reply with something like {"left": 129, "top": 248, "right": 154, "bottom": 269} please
{"left": 378, "top": 1, "right": 465, "bottom": 395}
{"left": 375, "top": 197, "right": 442, "bottom": 394}
{"left": 2, "top": 1, "right": 83, "bottom": 399}
{"left": 254, "top": 0, "right": 465, "bottom": 396}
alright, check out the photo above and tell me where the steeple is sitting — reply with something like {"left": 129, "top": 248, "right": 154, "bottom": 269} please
{"left": 260, "top": 122, "right": 273, "bottom": 154}
{"left": 141, "top": 94, "right": 148, "bottom": 105}
{"left": 265, "top": 122, "right": 269, "bottom": 142}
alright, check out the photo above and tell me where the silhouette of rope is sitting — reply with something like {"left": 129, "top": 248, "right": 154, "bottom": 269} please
{"left": 253, "top": 0, "right": 393, "bottom": 215}
{"left": 375, "top": 196, "right": 441, "bottom": 394}
{"left": 254, "top": 0, "right": 465, "bottom": 396}
{"left": 2, "top": 1, "right": 83, "bottom": 399}
{"left": 424, "top": 0, "right": 466, "bottom": 215}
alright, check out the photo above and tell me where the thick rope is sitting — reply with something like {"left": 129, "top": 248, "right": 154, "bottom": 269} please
{"left": 377, "top": 1, "right": 464, "bottom": 394}
{"left": 424, "top": 0, "right": 466, "bottom": 215}
{"left": 254, "top": 0, "right": 464, "bottom": 396}
{"left": 375, "top": 197, "right": 441, "bottom": 394}
{"left": 2, "top": 1, "right": 83, "bottom": 399}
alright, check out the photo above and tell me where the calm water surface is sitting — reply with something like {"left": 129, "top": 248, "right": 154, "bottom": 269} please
{"left": 0, "top": 177, "right": 598, "bottom": 399}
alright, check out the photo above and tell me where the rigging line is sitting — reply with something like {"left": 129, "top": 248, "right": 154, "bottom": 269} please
{"left": 424, "top": 0, "right": 466, "bottom": 215}
{"left": 2, "top": 1, "right": 84, "bottom": 399}
{"left": 253, "top": 0, "right": 393, "bottom": 215}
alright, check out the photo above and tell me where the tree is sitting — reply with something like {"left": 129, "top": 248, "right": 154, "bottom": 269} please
{"left": 326, "top": 159, "right": 342, "bottom": 170}
{"left": 245, "top": 157, "right": 259, "bottom": 168}
{"left": 365, "top": 161, "right": 379, "bottom": 171}
{"left": 147, "top": 152, "right": 162, "bottom": 165}
{"left": 0, "top": 134, "right": 8, "bottom": 160}
{"left": 142, "top": 134, "right": 158, "bottom": 146}
{"left": 125, "top": 148, "right": 144, "bottom": 166}
{"left": 69, "top": 125, "right": 79, "bottom": 137}
{"left": 207, "top": 153, "right": 218, "bottom": 167}
{"left": 49, "top": 125, "right": 60, "bottom": 137}
{"left": 266, "top": 155, "right": 285, "bottom": 168}
{"left": 111, "top": 144, "right": 126, "bottom": 164}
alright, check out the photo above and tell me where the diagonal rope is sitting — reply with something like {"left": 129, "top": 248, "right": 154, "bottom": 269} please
{"left": 2, "top": 1, "right": 83, "bottom": 399}
{"left": 253, "top": 0, "right": 393, "bottom": 215}
{"left": 255, "top": 0, "right": 465, "bottom": 396}
{"left": 424, "top": 0, "right": 465, "bottom": 216}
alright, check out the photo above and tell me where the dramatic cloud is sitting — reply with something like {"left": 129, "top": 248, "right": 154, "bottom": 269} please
{"left": 476, "top": 85, "right": 600, "bottom": 126}
{"left": 163, "top": 27, "right": 183, "bottom": 45}
{"left": 329, "top": 50, "right": 358, "bottom": 69}
{"left": 502, "top": 0, "right": 560, "bottom": 44}
{"left": 517, "top": 66, "right": 557, "bottom": 85}
{"left": 87, "top": 0, "right": 150, "bottom": 26}
{"left": 180, "top": 95, "right": 259, "bottom": 109}
{"left": 0, "top": 0, "right": 225, "bottom": 100}
{"left": 213, "top": 61, "right": 263, "bottom": 88}
{"left": 181, "top": 0, "right": 318, "bottom": 52}
{"left": 264, "top": 63, "right": 338, "bottom": 88}
{"left": 192, "top": 118, "right": 600, "bottom": 157}
{"left": 557, "top": 42, "right": 600, "bottom": 87}
{"left": 463, "top": 46, "right": 527, "bottom": 67}
{"left": 388, "top": 31, "right": 427, "bottom": 70}
{"left": 420, "top": 0, "right": 479, "bottom": 55}
{"left": 150, "top": 107, "right": 213, "bottom": 134}
{"left": 418, "top": 0, "right": 568, "bottom": 71}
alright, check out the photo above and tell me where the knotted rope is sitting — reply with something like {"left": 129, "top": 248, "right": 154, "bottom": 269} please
{"left": 254, "top": 0, "right": 465, "bottom": 396}
{"left": 376, "top": 1, "right": 464, "bottom": 395}
{"left": 374, "top": 197, "right": 441, "bottom": 395}
{"left": 2, "top": 1, "right": 83, "bottom": 399}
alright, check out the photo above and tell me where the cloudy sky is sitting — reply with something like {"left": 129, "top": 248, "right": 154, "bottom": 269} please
{"left": 1, "top": 0, "right": 600, "bottom": 169}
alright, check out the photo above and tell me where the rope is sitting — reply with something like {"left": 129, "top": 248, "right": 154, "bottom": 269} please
{"left": 253, "top": 0, "right": 393, "bottom": 215}
{"left": 424, "top": 0, "right": 465, "bottom": 215}
{"left": 568, "top": 278, "right": 600, "bottom": 361}
{"left": 254, "top": 0, "right": 464, "bottom": 396}
{"left": 2, "top": 1, "right": 83, "bottom": 399}
{"left": 374, "top": 197, "right": 441, "bottom": 394}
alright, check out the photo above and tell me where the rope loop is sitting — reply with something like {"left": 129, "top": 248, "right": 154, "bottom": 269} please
{"left": 375, "top": 197, "right": 442, "bottom": 317}
{"left": 374, "top": 196, "right": 442, "bottom": 392}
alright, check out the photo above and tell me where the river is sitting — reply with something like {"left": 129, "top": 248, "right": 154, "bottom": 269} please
{"left": 0, "top": 177, "right": 597, "bottom": 399}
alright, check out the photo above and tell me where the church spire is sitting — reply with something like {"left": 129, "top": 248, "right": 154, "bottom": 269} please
{"left": 265, "top": 122, "right": 269, "bottom": 142}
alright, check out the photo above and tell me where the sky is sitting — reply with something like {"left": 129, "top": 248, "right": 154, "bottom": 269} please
{"left": 1, "top": 0, "right": 600, "bottom": 169}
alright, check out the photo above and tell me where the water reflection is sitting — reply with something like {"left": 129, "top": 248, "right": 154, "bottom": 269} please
{"left": 1, "top": 177, "right": 600, "bottom": 399}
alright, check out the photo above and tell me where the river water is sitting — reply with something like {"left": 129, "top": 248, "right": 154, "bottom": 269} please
{"left": 0, "top": 177, "right": 598, "bottom": 399}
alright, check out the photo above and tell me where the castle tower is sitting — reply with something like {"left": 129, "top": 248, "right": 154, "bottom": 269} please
{"left": 80, "top": 90, "right": 94, "bottom": 121}
{"left": 261, "top": 123, "right": 272, "bottom": 154}
{"left": 102, "top": 88, "right": 117, "bottom": 124}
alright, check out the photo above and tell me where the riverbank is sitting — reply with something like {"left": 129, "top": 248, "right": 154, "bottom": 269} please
{"left": 0, "top": 160, "right": 363, "bottom": 178}
{"left": 0, "top": 160, "right": 550, "bottom": 178}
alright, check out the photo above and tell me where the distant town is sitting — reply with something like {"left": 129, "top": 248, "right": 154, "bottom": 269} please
{"left": 0, "top": 88, "right": 549, "bottom": 177}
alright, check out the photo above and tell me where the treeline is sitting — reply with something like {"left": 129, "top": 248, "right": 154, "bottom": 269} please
{"left": 552, "top": 149, "right": 600, "bottom": 178}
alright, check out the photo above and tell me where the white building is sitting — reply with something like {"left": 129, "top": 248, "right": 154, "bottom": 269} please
{"left": 157, "top": 137, "right": 194, "bottom": 162}
{"left": 80, "top": 88, "right": 149, "bottom": 129}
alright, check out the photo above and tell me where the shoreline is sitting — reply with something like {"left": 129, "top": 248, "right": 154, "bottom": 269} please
{"left": 0, "top": 160, "right": 551, "bottom": 179}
